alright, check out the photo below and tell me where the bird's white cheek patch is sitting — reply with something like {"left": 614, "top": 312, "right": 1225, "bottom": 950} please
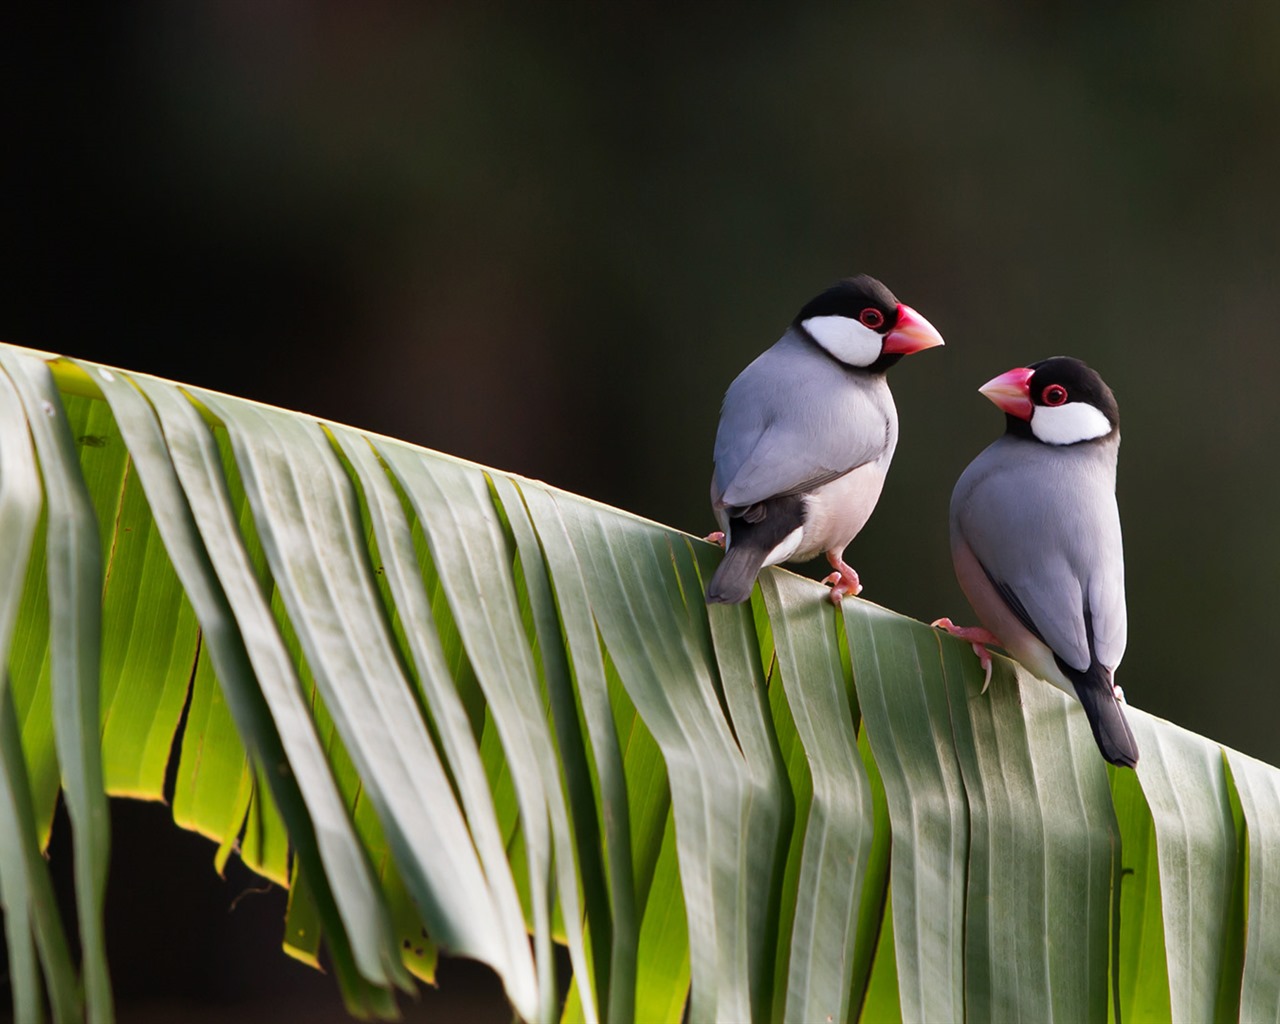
{"left": 1030, "top": 402, "right": 1113, "bottom": 445}
{"left": 801, "top": 315, "right": 882, "bottom": 368}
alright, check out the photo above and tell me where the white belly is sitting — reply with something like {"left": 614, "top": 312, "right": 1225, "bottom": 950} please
{"left": 792, "top": 460, "right": 889, "bottom": 562}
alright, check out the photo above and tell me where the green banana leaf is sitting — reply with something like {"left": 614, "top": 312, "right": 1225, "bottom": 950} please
{"left": 0, "top": 340, "right": 1275, "bottom": 1023}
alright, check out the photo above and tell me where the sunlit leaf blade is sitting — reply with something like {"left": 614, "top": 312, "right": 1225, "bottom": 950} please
{"left": 858, "top": 883, "right": 903, "bottom": 1024}
{"left": 697, "top": 556, "right": 789, "bottom": 1024}
{"left": 1224, "top": 748, "right": 1280, "bottom": 1022}
{"left": 759, "top": 571, "right": 870, "bottom": 1024}
{"left": 197, "top": 394, "right": 514, "bottom": 1004}
{"left": 843, "top": 600, "right": 966, "bottom": 1023}
{"left": 115, "top": 372, "right": 407, "bottom": 996}
{"left": 633, "top": 811, "right": 691, "bottom": 1023}
{"left": 1109, "top": 766, "right": 1172, "bottom": 1023}
{"left": 0, "top": 349, "right": 114, "bottom": 1023}
{"left": 0, "top": 397, "right": 39, "bottom": 1024}
{"left": 946, "top": 636, "right": 1117, "bottom": 1024}
{"left": 607, "top": 652, "right": 669, "bottom": 907}
{"left": 942, "top": 655, "right": 1038, "bottom": 1020}
{"left": 375, "top": 444, "right": 577, "bottom": 1022}
{"left": 173, "top": 641, "right": 252, "bottom": 845}
{"left": 1012, "top": 675, "right": 1118, "bottom": 1021}
{"left": 64, "top": 392, "right": 192, "bottom": 805}
{"left": 850, "top": 724, "right": 892, "bottom": 1020}
{"left": 285, "top": 860, "right": 324, "bottom": 969}
{"left": 1131, "top": 709, "right": 1246, "bottom": 1023}
{"left": 611, "top": 668, "right": 678, "bottom": 1017}
{"left": 493, "top": 473, "right": 601, "bottom": 1020}
{"left": 330, "top": 437, "right": 473, "bottom": 996}
{"left": 8, "top": 513, "right": 60, "bottom": 848}
{"left": 0, "top": 692, "right": 43, "bottom": 1024}
{"left": 560, "top": 976, "right": 586, "bottom": 1024}
{"left": 330, "top": 428, "right": 534, "bottom": 999}
{"left": 97, "top": 453, "right": 200, "bottom": 800}
{"left": 380, "top": 855, "right": 439, "bottom": 985}
{"left": 517, "top": 480, "right": 639, "bottom": 1024}
{"left": 544, "top": 491, "right": 760, "bottom": 1023}
{"left": 761, "top": 640, "right": 812, "bottom": 1024}
{"left": 67, "top": 395, "right": 195, "bottom": 801}
{"left": 240, "top": 766, "right": 291, "bottom": 886}
{"left": 1220, "top": 760, "right": 1249, "bottom": 1020}
{"left": 3, "top": 344, "right": 1280, "bottom": 1024}
{"left": 0, "top": 364, "right": 77, "bottom": 1024}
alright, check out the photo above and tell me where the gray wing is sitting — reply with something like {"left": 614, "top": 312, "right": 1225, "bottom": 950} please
{"left": 951, "top": 437, "right": 1127, "bottom": 672}
{"left": 712, "top": 331, "right": 896, "bottom": 510}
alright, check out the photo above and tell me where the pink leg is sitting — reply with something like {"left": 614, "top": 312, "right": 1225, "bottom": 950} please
{"left": 821, "top": 550, "right": 863, "bottom": 605}
{"left": 931, "top": 617, "right": 1001, "bottom": 693}
{"left": 703, "top": 531, "right": 726, "bottom": 548}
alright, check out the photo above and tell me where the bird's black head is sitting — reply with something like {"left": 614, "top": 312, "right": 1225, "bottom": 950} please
{"left": 792, "top": 275, "right": 944, "bottom": 373}
{"left": 981, "top": 356, "right": 1119, "bottom": 445}
{"left": 795, "top": 275, "right": 900, "bottom": 327}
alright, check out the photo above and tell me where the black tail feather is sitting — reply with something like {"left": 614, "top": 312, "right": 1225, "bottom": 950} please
{"left": 1067, "top": 662, "right": 1139, "bottom": 768}
{"left": 705, "top": 494, "right": 806, "bottom": 605}
{"left": 706, "top": 546, "right": 766, "bottom": 604}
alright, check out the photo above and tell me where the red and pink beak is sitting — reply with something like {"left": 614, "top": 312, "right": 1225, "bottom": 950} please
{"left": 979, "top": 366, "right": 1035, "bottom": 420}
{"left": 882, "top": 304, "right": 946, "bottom": 355}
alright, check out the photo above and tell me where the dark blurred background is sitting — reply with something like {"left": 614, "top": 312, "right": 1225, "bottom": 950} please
{"left": 3, "top": 1, "right": 1279, "bottom": 1019}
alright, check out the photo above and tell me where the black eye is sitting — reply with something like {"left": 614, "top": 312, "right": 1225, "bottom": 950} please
{"left": 859, "top": 307, "right": 885, "bottom": 329}
{"left": 1042, "top": 384, "right": 1068, "bottom": 406}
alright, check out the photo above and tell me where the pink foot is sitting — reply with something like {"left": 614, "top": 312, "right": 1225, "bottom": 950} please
{"left": 931, "top": 617, "right": 1001, "bottom": 693}
{"left": 703, "top": 530, "right": 726, "bottom": 548}
{"left": 822, "top": 551, "right": 863, "bottom": 605}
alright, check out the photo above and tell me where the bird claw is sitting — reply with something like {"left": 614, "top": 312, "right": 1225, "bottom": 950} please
{"left": 822, "top": 553, "right": 862, "bottom": 605}
{"left": 931, "top": 617, "right": 1000, "bottom": 692}
{"left": 821, "top": 569, "right": 862, "bottom": 605}
{"left": 703, "top": 531, "right": 726, "bottom": 548}
{"left": 977, "top": 649, "right": 994, "bottom": 693}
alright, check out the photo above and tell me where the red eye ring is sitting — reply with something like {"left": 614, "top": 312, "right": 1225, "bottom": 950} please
{"left": 1042, "top": 384, "right": 1068, "bottom": 406}
{"left": 859, "top": 307, "right": 885, "bottom": 329}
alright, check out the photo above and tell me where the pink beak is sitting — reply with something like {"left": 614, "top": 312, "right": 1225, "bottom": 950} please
{"left": 882, "top": 304, "right": 945, "bottom": 355}
{"left": 979, "top": 366, "right": 1035, "bottom": 420}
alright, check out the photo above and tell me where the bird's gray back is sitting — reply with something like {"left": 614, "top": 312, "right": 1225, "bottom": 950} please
{"left": 950, "top": 434, "right": 1126, "bottom": 671}
{"left": 712, "top": 329, "right": 898, "bottom": 510}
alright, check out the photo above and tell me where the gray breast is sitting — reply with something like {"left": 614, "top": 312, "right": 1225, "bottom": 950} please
{"left": 713, "top": 330, "right": 899, "bottom": 510}
{"left": 951, "top": 434, "right": 1126, "bottom": 671}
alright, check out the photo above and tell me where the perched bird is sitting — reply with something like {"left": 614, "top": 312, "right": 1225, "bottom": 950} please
{"left": 706, "top": 275, "right": 944, "bottom": 605}
{"left": 934, "top": 357, "right": 1138, "bottom": 767}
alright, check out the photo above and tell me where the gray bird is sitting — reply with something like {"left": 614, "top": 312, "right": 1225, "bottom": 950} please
{"left": 706, "top": 275, "right": 944, "bottom": 605}
{"left": 935, "top": 357, "right": 1137, "bottom": 767}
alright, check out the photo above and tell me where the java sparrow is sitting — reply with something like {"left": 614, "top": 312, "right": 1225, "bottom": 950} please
{"left": 706, "top": 275, "right": 944, "bottom": 605}
{"left": 934, "top": 357, "right": 1138, "bottom": 767}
